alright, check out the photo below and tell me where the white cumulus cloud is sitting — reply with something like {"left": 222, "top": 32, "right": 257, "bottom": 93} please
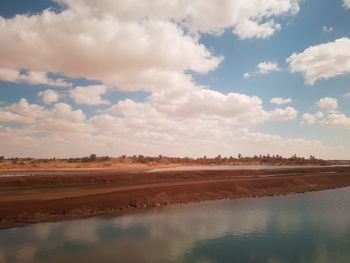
{"left": 315, "top": 111, "right": 324, "bottom": 119}
{"left": 69, "top": 85, "right": 110, "bottom": 105}
{"left": 287, "top": 38, "right": 350, "bottom": 85}
{"left": 0, "top": 14, "right": 221, "bottom": 92}
{"left": 243, "top": 72, "right": 251, "bottom": 78}
{"left": 257, "top": 61, "right": 280, "bottom": 74}
{"left": 320, "top": 113, "right": 350, "bottom": 129}
{"left": 0, "top": 98, "right": 341, "bottom": 158}
{"left": 56, "top": 0, "right": 299, "bottom": 39}
{"left": 0, "top": 68, "right": 71, "bottom": 88}
{"left": 302, "top": 99, "right": 350, "bottom": 130}
{"left": 317, "top": 97, "right": 338, "bottom": 112}
{"left": 303, "top": 111, "right": 350, "bottom": 130}
{"left": 302, "top": 113, "right": 316, "bottom": 125}
{"left": 270, "top": 97, "right": 292, "bottom": 105}
{"left": 0, "top": 0, "right": 300, "bottom": 92}
{"left": 269, "top": 107, "right": 297, "bottom": 121}
{"left": 3, "top": 0, "right": 347, "bottom": 158}
{"left": 38, "top": 90, "right": 60, "bottom": 104}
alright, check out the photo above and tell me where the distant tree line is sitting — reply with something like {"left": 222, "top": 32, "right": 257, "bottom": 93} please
{"left": 0, "top": 153, "right": 342, "bottom": 166}
{"left": 111, "top": 154, "right": 330, "bottom": 165}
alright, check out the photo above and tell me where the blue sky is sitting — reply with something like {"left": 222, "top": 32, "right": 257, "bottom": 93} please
{"left": 196, "top": 0, "right": 350, "bottom": 144}
{"left": 0, "top": 0, "right": 349, "bottom": 158}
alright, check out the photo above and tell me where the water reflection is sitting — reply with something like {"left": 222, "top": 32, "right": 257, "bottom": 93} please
{"left": 0, "top": 188, "right": 350, "bottom": 263}
{"left": 147, "top": 165, "right": 334, "bottom": 172}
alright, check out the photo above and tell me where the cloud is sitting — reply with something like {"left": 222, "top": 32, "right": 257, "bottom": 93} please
{"left": 269, "top": 107, "right": 297, "bottom": 121}
{"left": 304, "top": 110, "right": 350, "bottom": 130}
{"left": 243, "top": 72, "right": 251, "bottom": 78}
{"left": 151, "top": 88, "right": 270, "bottom": 125}
{"left": 69, "top": 85, "right": 110, "bottom": 105}
{"left": 257, "top": 61, "right": 280, "bottom": 74}
{"left": 287, "top": 38, "right": 350, "bottom": 85}
{"left": 0, "top": 68, "right": 71, "bottom": 88}
{"left": 1, "top": 97, "right": 327, "bottom": 158}
{"left": 106, "top": 88, "right": 298, "bottom": 136}
{"left": 233, "top": 19, "right": 282, "bottom": 39}
{"left": 5, "top": 98, "right": 46, "bottom": 124}
{"left": 301, "top": 111, "right": 325, "bottom": 125}
{"left": 244, "top": 61, "right": 280, "bottom": 78}
{"left": 270, "top": 97, "right": 292, "bottom": 105}
{"left": 320, "top": 113, "right": 350, "bottom": 129}
{"left": 302, "top": 113, "right": 316, "bottom": 125}
{"left": 344, "top": 0, "right": 350, "bottom": 9}
{"left": 315, "top": 111, "right": 324, "bottom": 119}
{"left": 107, "top": 88, "right": 272, "bottom": 128}
{"left": 0, "top": 0, "right": 300, "bottom": 92}
{"left": 56, "top": 0, "right": 299, "bottom": 39}
{"left": 3, "top": 1, "right": 346, "bottom": 158}
{"left": 302, "top": 99, "right": 350, "bottom": 130}
{"left": 0, "top": 110, "right": 27, "bottom": 123}
{"left": 322, "top": 26, "right": 333, "bottom": 32}
{"left": 38, "top": 89, "right": 60, "bottom": 104}
{"left": 344, "top": 92, "right": 350, "bottom": 98}
{"left": 0, "top": 11, "right": 221, "bottom": 93}
{"left": 0, "top": 99, "right": 91, "bottom": 139}
{"left": 317, "top": 97, "right": 338, "bottom": 112}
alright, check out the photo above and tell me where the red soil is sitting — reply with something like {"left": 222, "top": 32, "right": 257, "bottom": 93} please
{"left": 1, "top": 166, "right": 350, "bottom": 228}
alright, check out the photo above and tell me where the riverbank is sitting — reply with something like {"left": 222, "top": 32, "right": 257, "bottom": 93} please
{"left": 1, "top": 166, "right": 350, "bottom": 228}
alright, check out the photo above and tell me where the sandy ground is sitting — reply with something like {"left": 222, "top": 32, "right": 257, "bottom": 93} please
{"left": 0, "top": 161, "right": 155, "bottom": 172}
{"left": 1, "top": 166, "right": 350, "bottom": 228}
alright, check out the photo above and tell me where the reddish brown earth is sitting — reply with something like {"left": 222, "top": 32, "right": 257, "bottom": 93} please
{"left": 1, "top": 166, "right": 350, "bottom": 228}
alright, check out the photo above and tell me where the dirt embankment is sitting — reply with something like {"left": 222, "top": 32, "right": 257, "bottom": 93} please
{"left": 1, "top": 166, "right": 350, "bottom": 228}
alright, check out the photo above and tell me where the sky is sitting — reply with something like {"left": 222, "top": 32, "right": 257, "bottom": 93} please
{"left": 0, "top": 0, "right": 349, "bottom": 159}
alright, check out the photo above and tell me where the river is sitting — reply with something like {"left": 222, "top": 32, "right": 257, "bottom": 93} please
{"left": 1, "top": 187, "right": 349, "bottom": 262}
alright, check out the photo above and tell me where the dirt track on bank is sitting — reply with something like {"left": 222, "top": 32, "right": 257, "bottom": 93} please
{"left": 1, "top": 166, "right": 350, "bottom": 228}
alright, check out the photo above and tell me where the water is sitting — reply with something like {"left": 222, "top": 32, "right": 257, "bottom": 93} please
{"left": 1, "top": 188, "right": 350, "bottom": 263}
{"left": 147, "top": 165, "right": 337, "bottom": 172}
{"left": 0, "top": 165, "right": 347, "bottom": 177}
